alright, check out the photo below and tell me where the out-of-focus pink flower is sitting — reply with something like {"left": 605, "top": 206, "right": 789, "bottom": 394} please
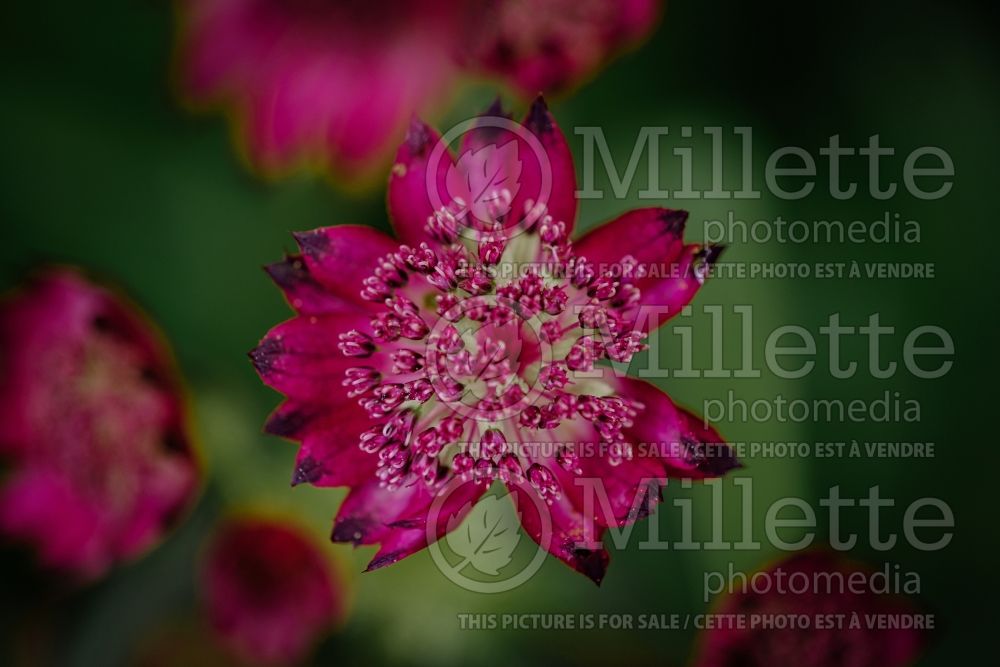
{"left": 251, "top": 98, "right": 737, "bottom": 584}
{"left": 200, "top": 516, "right": 344, "bottom": 666}
{"left": 695, "top": 552, "right": 928, "bottom": 667}
{"left": 463, "top": 0, "right": 659, "bottom": 94}
{"left": 0, "top": 269, "right": 200, "bottom": 580}
{"left": 176, "top": 0, "right": 463, "bottom": 179}
{"left": 174, "top": 0, "right": 659, "bottom": 179}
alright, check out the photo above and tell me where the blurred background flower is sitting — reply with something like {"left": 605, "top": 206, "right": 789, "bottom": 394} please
{"left": 461, "top": 0, "right": 657, "bottom": 94}
{"left": 0, "top": 269, "right": 200, "bottom": 581}
{"left": 173, "top": 0, "right": 658, "bottom": 181}
{"left": 199, "top": 515, "right": 346, "bottom": 666}
{"left": 694, "top": 551, "right": 928, "bottom": 667}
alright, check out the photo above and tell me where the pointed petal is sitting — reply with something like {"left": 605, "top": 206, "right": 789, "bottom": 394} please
{"left": 442, "top": 98, "right": 577, "bottom": 237}
{"left": 449, "top": 102, "right": 523, "bottom": 233}
{"left": 292, "top": 225, "right": 399, "bottom": 309}
{"left": 250, "top": 313, "right": 377, "bottom": 402}
{"left": 264, "top": 254, "right": 357, "bottom": 315}
{"left": 574, "top": 207, "right": 723, "bottom": 331}
{"left": 331, "top": 481, "right": 430, "bottom": 547}
{"left": 630, "top": 243, "right": 725, "bottom": 332}
{"left": 365, "top": 478, "right": 487, "bottom": 571}
{"left": 511, "top": 96, "right": 577, "bottom": 233}
{"left": 570, "top": 450, "right": 665, "bottom": 529}
{"left": 457, "top": 98, "right": 513, "bottom": 156}
{"left": 388, "top": 118, "right": 454, "bottom": 246}
{"left": 277, "top": 400, "right": 376, "bottom": 488}
{"left": 614, "top": 376, "right": 739, "bottom": 479}
{"left": 574, "top": 207, "right": 687, "bottom": 268}
{"left": 526, "top": 421, "right": 663, "bottom": 531}
{"left": 294, "top": 438, "right": 375, "bottom": 489}
{"left": 508, "top": 482, "right": 610, "bottom": 585}
{"left": 263, "top": 400, "right": 323, "bottom": 441}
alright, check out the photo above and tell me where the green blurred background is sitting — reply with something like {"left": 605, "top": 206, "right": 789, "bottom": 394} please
{"left": 1, "top": 0, "right": 997, "bottom": 665}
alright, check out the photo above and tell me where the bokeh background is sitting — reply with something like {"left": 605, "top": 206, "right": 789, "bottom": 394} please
{"left": 1, "top": 0, "right": 997, "bottom": 665}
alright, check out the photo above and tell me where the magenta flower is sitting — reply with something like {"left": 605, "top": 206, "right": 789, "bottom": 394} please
{"left": 0, "top": 269, "right": 200, "bottom": 580}
{"left": 695, "top": 552, "right": 928, "bottom": 667}
{"left": 251, "top": 98, "right": 736, "bottom": 584}
{"left": 200, "top": 516, "right": 344, "bottom": 665}
{"left": 175, "top": 0, "right": 658, "bottom": 178}
{"left": 463, "top": 0, "right": 658, "bottom": 94}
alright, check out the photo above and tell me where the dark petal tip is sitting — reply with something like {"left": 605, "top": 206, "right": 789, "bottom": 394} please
{"left": 290, "top": 456, "right": 323, "bottom": 486}
{"left": 526, "top": 96, "right": 554, "bottom": 135}
{"left": 249, "top": 337, "right": 282, "bottom": 375}
{"left": 331, "top": 517, "right": 375, "bottom": 545}
{"left": 701, "top": 244, "right": 726, "bottom": 266}
{"left": 658, "top": 208, "right": 690, "bottom": 236}
{"left": 264, "top": 254, "right": 313, "bottom": 290}
{"left": 264, "top": 407, "right": 311, "bottom": 439}
{"left": 708, "top": 453, "right": 744, "bottom": 476}
{"left": 483, "top": 95, "right": 507, "bottom": 119}
{"left": 405, "top": 116, "right": 432, "bottom": 155}
{"left": 364, "top": 550, "right": 404, "bottom": 572}
{"left": 570, "top": 545, "right": 609, "bottom": 586}
{"left": 691, "top": 440, "right": 742, "bottom": 477}
{"left": 293, "top": 229, "right": 329, "bottom": 257}
{"left": 626, "top": 484, "right": 660, "bottom": 522}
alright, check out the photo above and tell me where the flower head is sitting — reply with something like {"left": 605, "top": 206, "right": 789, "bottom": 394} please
{"left": 252, "top": 98, "right": 737, "bottom": 583}
{"left": 175, "top": 0, "right": 659, "bottom": 178}
{"left": 464, "top": 0, "right": 659, "bottom": 93}
{"left": 695, "top": 552, "right": 928, "bottom": 667}
{"left": 200, "top": 516, "right": 344, "bottom": 665}
{"left": 0, "top": 269, "right": 200, "bottom": 580}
